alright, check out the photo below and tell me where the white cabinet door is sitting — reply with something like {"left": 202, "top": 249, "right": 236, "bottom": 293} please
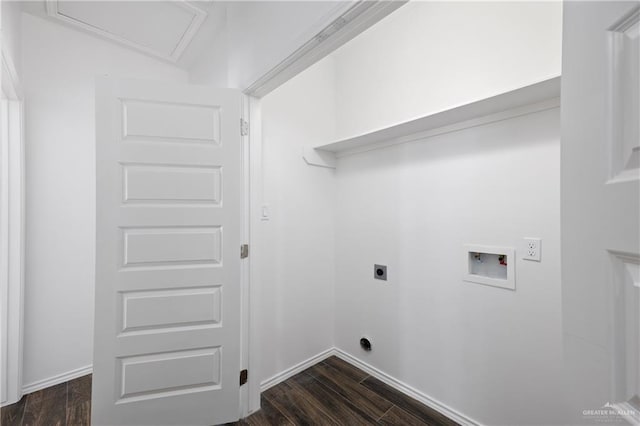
{"left": 93, "top": 78, "right": 242, "bottom": 425}
{"left": 561, "top": 1, "right": 640, "bottom": 420}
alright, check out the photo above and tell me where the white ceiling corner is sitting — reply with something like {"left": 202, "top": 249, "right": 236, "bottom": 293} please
{"left": 44, "top": 0, "right": 208, "bottom": 63}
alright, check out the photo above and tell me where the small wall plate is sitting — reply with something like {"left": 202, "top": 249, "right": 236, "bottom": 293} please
{"left": 374, "top": 264, "right": 387, "bottom": 281}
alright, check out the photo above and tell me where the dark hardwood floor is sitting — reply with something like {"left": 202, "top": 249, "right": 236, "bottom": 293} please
{"left": 1, "top": 356, "right": 458, "bottom": 426}
{"left": 1, "top": 374, "right": 91, "bottom": 426}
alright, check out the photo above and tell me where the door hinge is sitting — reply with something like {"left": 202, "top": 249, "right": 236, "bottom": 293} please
{"left": 240, "top": 119, "right": 249, "bottom": 136}
{"left": 240, "top": 369, "right": 248, "bottom": 386}
{"left": 240, "top": 244, "right": 249, "bottom": 259}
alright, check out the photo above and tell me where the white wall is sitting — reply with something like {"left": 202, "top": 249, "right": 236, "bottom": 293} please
{"left": 21, "top": 13, "right": 188, "bottom": 387}
{"left": 331, "top": 1, "right": 562, "bottom": 140}
{"left": 333, "top": 109, "right": 564, "bottom": 425}
{"left": 188, "top": 20, "right": 229, "bottom": 87}
{"left": 256, "top": 2, "right": 565, "bottom": 424}
{"left": 257, "top": 56, "right": 337, "bottom": 383}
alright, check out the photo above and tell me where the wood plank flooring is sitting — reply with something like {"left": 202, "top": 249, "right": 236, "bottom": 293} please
{"left": 233, "top": 356, "right": 458, "bottom": 426}
{"left": 1, "top": 375, "right": 91, "bottom": 426}
{"left": 1, "top": 356, "right": 458, "bottom": 426}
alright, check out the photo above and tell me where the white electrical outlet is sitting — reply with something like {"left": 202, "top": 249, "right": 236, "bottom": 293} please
{"left": 523, "top": 238, "right": 541, "bottom": 261}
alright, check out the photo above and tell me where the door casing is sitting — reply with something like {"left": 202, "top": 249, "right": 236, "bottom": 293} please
{"left": 0, "top": 46, "right": 25, "bottom": 408}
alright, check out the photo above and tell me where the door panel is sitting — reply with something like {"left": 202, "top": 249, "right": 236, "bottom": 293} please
{"left": 122, "top": 163, "right": 222, "bottom": 205}
{"left": 561, "top": 2, "right": 640, "bottom": 421}
{"left": 122, "top": 100, "right": 221, "bottom": 143}
{"left": 93, "top": 78, "right": 241, "bottom": 425}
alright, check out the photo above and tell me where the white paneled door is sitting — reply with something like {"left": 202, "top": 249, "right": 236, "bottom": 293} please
{"left": 93, "top": 79, "right": 242, "bottom": 425}
{"left": 562, "top": 1, "right": 639, "bottom": 420}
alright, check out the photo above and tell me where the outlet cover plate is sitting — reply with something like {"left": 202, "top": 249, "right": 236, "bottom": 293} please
{"left": 523, "top": 238, "right": 542, "bottom": 262}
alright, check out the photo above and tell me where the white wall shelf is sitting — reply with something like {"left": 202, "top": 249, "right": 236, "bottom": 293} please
{"left": 302, "top": 76, "right": 560, "bottom": 168}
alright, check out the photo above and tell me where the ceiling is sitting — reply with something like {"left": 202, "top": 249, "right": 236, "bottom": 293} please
{"left": 48, "top": 1, "right": 208, "bottom": 63}
{"left": 19, "top": 0, "right": 399, "bottom": 92}
{"left": 22, "top": 0, "right": 222, "bottom": 65}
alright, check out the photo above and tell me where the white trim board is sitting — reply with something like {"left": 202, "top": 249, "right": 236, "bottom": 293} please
{"left": 239, "top": 94, "right": 253, "bottom": 418}
{"left": 21, "top": 365, "right": 93, "bottom": 396}
{"left": 1, "top": 49, "right": 23, "bottom": 100}
{"left": 247, "top": 95, "right": 263, "bottom": 415}
{"left": 259, "top": 347, "right": 481, "bottom": 426}
{"left": 0, "top": 46, "right": 25, "bottom": 408}
{"left": 244, "top": 0, "right": 407, "bottom": 98}
{"left": 259, "top": 348, "right": 335, "bottom": 393}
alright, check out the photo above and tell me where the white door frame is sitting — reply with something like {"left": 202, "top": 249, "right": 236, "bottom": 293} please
{"left": 239, "top": 94, "right": 252, "bottom": 416}
{"left": 0, "top": 46, "right": 25, "bottom": 407}
{"left": 242, "top": 1, "right": 406, "bottom": 98}
{"left": 242, "top": 95, "right": 262, "bottom": 416}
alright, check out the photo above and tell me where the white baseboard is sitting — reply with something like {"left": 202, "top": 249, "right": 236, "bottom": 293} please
{"left": 258, "top": 346, "right": 480, "bottom": 426}
{"left": 260, "top": 348, "right": 336, "bottom": 392}
{"left": 333, "top": 348, "right": 481, "bottom": 426}
{"left": 22, "top": 364, "right": 93, "bottom": 395}
{"left": 17, "top": 350, "right": 480, "bottom": 426}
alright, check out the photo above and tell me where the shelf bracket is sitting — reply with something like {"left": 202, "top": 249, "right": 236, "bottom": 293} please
{"left": 302, "top": 147, "right": 337, "bottom": 169}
